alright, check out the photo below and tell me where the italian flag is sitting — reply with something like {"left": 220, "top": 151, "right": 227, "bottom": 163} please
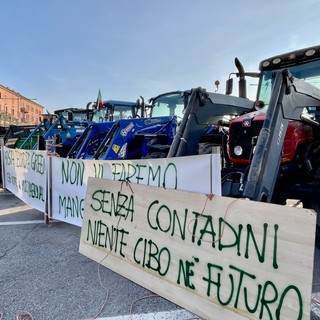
{"left": 96, "top": 89, "right": 103, "bottom": 108}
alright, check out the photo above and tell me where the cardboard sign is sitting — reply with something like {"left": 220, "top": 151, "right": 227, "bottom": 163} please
{"left": 80, "top": 177, "right": 316, "bottom": 319}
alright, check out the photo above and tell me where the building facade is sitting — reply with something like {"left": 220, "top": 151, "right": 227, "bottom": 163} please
{"left": 0, "top": 84, "right": 44, "bottom": 126}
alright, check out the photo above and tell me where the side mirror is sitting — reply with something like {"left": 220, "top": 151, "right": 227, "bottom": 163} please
{"left": 67, "top": 112, "right": 73, "bottom": 122}
{"left": 214, "top": 80, "right": 220, "bottom": 92}
{"left": 226, "top": 78, "right": 233, "bottom": 95}
{"left": 136, "top": 96, "right": 145, "bottom": 117}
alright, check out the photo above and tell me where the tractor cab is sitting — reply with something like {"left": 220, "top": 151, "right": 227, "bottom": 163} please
{"left": 91, "top": 100, "right": 141, "bottom": 122}
{"left": 54, "top": 107, "right": 90, "bottom": 122}
{"left": 223, "top": 46, "right": 320, "bottom": 207}
{"left": 147, "top": 91, "right": 190, "bottom": 119}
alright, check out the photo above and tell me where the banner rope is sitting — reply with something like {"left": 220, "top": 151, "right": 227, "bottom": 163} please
{"left": 129, "top": 294, "right": 204, "bottom": 320}
{"left": 15, "top": 311, "right": 34, "bottom": 320}
{"left": 83, "top": 180, "right": 133, "bottom": 319}
{"left": 0, "top": 311, "right": 35, "bottom": 320}
{"left": 181, "top": 193, "right": 242, "bottom": 244}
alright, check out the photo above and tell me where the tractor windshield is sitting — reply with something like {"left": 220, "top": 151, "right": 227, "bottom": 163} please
{"left": 258, "top": 59, "right": 320, "bottom": 107}
{"left": 91, "top": 104, "right": 135, "bottom": 122}
{"left": 150, "top": 92, "right": 186, "bottom": 119}
{"left": 71, "top": 111, "right": 89, "bottom": 121}
{"left": 91, "top": 108, "right": 112, "bottom": 122}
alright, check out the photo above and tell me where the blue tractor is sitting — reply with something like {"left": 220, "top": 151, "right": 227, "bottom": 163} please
{"left": 67, "top": 91, "right": 189, "bottom": 160}
{"left": 16, "top": 100, "right": 140, "bottom": 157}
{"left": 92, "top": 116, "right": 178, "bottom": 160}
{"left": 90, "top": 100, "right": 141, "bottom": 122}
{"left": 18, "top": 109, "right": 89, "bottom": 157}
{"left": 66, "top": 99, "right": 143, "bottom": 159}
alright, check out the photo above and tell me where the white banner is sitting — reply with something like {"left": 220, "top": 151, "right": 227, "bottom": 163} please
{"left": 50, "top": 154, "right": 221, "bottom": 226}
{"left": 2, "top": 146, "right": 47, "bottom": 212}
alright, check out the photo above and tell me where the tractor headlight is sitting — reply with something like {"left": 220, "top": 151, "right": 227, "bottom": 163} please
{"left": 234, "top": 146, "right": 243, "bottom": 156}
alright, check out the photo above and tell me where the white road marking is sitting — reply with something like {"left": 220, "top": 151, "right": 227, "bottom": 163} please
{"left": 0, "top": 204, "right": 33, "bottom": 215}
{"left": 0, "top": 220, "right": 44, "bottom": 226}
{"left": 95, "top": 309, "right": 196, "bottom": 320}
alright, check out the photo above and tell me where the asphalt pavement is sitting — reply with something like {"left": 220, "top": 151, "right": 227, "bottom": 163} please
{"left": 1, "top": 189, "right": 320, "bottom": 320}
{"left": 0, "top": 189, "right": 195, "bottom": 320}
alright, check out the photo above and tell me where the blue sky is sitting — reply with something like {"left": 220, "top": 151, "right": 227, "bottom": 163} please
{"left": 1, "top": 0, "right": 319, "bottom": 112}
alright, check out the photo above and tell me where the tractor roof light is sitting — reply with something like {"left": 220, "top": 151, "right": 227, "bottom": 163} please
{"left": 288, "top": 53, "right": 296, "bottom": 60}
{"left": 272, "top": 57, "right": 281, "bottom": 65}
{"left": 305, "top": 49, "right": 316, "bottom": 57}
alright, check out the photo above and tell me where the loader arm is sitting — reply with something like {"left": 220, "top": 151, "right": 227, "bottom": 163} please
{"left": 168, "top": 88, "right": 254, "bottom": 157}
{"left": 243, "top": 70, "right": 320, "bottom": 202}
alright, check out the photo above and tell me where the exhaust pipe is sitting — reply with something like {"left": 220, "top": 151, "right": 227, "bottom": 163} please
{"left": 235, "top": 57, "right": 247, "bottom": 99}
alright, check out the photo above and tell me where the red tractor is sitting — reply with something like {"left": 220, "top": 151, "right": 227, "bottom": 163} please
{"left": 223, "top": 46, "right": 320, "bottom": 207}
{"left": 167, "top": 45, "right": 320, "bottom": 242}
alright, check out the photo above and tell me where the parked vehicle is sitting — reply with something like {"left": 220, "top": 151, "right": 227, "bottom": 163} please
{"left": 67, "top": 100, "right": 142, "bottom": 159}
{"left": 90, "top": 100, "right": 141, "bottom": 122}
{"left": 67, "top": 91, "right": 188, "bottom": 160}
{"left": 2, "top": 124, "right": 40, "bottom": 149}
{"left": 167, "top": 45, "right": 320, "bottom": 243}
{"left": 92, "top": 116, "right": 178, "bottom": 160}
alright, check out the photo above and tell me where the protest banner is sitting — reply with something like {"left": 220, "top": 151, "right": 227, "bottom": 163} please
{"left": 80, "top": 177, "right": 316, "bottom": 319}
{"left": 2, "top": 146, "right": 47, "bottom": 212}
{"left": 50, "top": 154, "right": 220, "bottom": 226}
